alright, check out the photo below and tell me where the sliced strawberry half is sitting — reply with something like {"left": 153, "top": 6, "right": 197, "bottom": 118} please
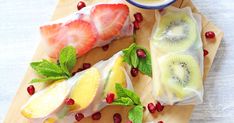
{"left": 40, "top": 19, "right": 97, "bottom": 58}
{"left": 91, "top": 4, "right": 129, "bottom": 41}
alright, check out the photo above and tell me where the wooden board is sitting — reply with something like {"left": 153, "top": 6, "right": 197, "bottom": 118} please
{"left": 4, "top": 0, "right": 224, "bottom": 123}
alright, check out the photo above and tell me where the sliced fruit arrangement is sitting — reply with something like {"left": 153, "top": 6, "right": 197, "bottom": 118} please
{"left": 152, "top": 7, "right": 198, "bottom": 52}
{"left": 40, "top": 3, "right": 133, "bottom": 58}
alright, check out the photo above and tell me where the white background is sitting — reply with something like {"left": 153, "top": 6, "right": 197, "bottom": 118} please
{"left": 0, "top": 0, "right": 234, "bottom": 122}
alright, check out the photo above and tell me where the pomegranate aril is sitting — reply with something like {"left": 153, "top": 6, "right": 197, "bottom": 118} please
{"left": 83, "top": 63, "right": 91, "bottom": 69}
{"left": 136, "top": 49, "right": 146, "bottom": 59}
{"left": 134, "top": 12, "right": 143, "bottom": 23}
{"left": 205, "top": 31, "right": 215, "bottom": 39}
{"left": 131, "top": 68, "right": 139, "bottom": 77}
{"left": 133, "top": 21, "right": 140, "bottom": 30}
{"left": 77, "top": 1, "right": 86, "bottom": 10}
{"left": 75, "top": 113, "right": 84, "bottom": 121}
{"left": 27, "top": 85, "right": 35, "bottom": 96}
{"left": 113, "top": 113, "right": 122, "bottom": 123}
{"left": 147, "top": 103, "right": 156, "bottom": 113}
{"left": 204, "top": 49, "right": 209, "bottom": 57}
{"left": 156, "top": 101, "right": 164, "bottom": 112}
{"left": 159, "top": 9, "right": 164, "bottom": 12}
{"left": 106, "top": 93, "right": 115, "bottom": 104}
{"left": 102, "top": 44, "right": 109, "bottom": 51}
{"left": 92, "top": 112, "right": 101, "bottom": 120}
{"left": 65, "top": 98, "right": 75, "bottom": 105}
{"left": 158, "top": 121, "right": 164, "bottom": 123}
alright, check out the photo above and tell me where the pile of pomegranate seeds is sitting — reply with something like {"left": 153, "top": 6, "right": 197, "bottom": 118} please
{"left": 106, "top": 93, "right": 115, "bottom": 104}
{"left": 27, "top": 85, "right": 35, "bottom": 96}
{"left": 131, "top": 67, "right": 139, "bottom": 77}
{"left": 136, "top": 49, "right": 146, "bottom": 59}
{"left": 102, "top": 44, "right": 109, "bottom": 51}
{"left": 133, "top": 12, "right": 143, "bottom": 30}
{"left": 205, "top": 31, "right": 216, "bottom": 39}
{"left": 147, "top": 101, "right": 165, "bottom": 114}
{"left": 92, "top": 112, "right": 101, "bottom": 120}
{"left": 203, "top": 49, "right": 209, "bottom": 57}
{"left": 113, "top": 113, "right": 122, "bottom": 123}
{"left": 77, "top": 1, "right": 86, "bottom": 10}
{"left": 64, "top": 98, "right": 75, "bottom": 105}
{"left": 75, "top": 113, "right": 84, "bottom": 121}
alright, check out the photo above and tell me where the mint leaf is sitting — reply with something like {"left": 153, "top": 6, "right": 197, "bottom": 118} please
{"left": 59, "top": 46, "right": 77, "bottom": 77}
{"left": 31, "top": 60, "right": 64, "bottom": 77}
{"left": 123, "top": 43, "right": 136, "bottom": 65}
{"left": 128, "top": 105, "right": 144, "bottom": 123}
{"left": 30, "top": 76, "right": 68, "bottom": 83}
{"left": 138, "top": 48, "right": 152, "bottom": 76}
{"left": 112, "top": 97, "right": 134, "bottom": 106}
{"left": 115, "top": 84, "right": 141, "bottom": 105}
{"left": 130, "top": 49, "right": 139, "bottom": 68}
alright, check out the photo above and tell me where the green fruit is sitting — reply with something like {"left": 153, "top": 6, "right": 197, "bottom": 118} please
{"left": 159, "top": 54, "right": 202, "bottom": 98}
{"left": 153, "top": 11, "right": 197, "bottom": 52}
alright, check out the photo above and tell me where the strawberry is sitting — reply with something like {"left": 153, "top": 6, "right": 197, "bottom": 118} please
{"left": 40, "top": 19, "right": 97, "bottom": 58}
{"left": 91, "top": 4, "right": 129, "bottom": 41}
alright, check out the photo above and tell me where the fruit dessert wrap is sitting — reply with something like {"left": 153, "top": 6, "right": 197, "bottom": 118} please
{"left": 40, "top": 2, "right": 133, "bottom": 59}
{"left": 150, "top": 7, "right": 204, "bottom": 105}
{"left": 21, "top": 52, "right": 135, "bottom": 123}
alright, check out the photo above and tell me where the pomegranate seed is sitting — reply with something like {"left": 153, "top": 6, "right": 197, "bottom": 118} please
{"left": 131, "top": 68, "right": 139, "bottom": 77}
{"left": 106, "top": 93, "right": 115, "bottom": 104}
{"left": 83, "top": 63, "right": 91, "bottom": 69}
{"left": 27, "top": 85, "right": 35, "bottom": 95}
{"left": 75, "top": 113, "right": 84, "bottom": 121}
{"left": 102, "top": 44, "right": 109, "bottom": 51}
{"left": 113, "top": 113, "right": 122, "bottom": 123}
{"left": 136, "top": 49, "right": 146, "bottom": 59}
{"left": 156, "top": 101, "right": 164, "bottom": 112}
{"left": 147, "top": 103, "right": 156, "bottom": 113}
{"left": 134, "top": 12, "right": 143, "bottom": 23}
{"left": 203, "top": 49, "right": 209, "bottom": 57}
{"left": 158, "top": 121, "right": 164, "bottom": 123}
{"left": 77, "top": 1, "right": 86, "bottom": 10}
{"left": 92, "top": 112, "right": 101, "bottom": 120}
{"left": 64, "top": 98, "right": 75, "bottom": 105}
{"left": 159, "top": 9, "right": 164, "bottom": 12}
{"left": 205, "top": 31, "right": 215, "bottom": 39}
{"left": 133, "top": 21, "right": 140, "bottom": 30}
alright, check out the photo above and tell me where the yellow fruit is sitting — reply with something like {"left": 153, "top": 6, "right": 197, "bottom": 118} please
{"left": 21, "top": 80, "right": 69, "bottom": 119}
{"left": 103, "top": 56, "right": 127, "bottom": 97}
{"left": 44, "top": 118, "right": 56, "bottom": 123}
{"left": 69, "top": 67, "right": 101, "bottom": 112}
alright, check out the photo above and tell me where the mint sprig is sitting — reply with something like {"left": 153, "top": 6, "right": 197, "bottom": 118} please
{"left": 122, "top": 43, "right": 152, "bottom": 76}
{"left": 30, "top": 46, "right": 77, "bottom": 83}
{"left": 112, "top": 84, "right": 143, "bottom": 123}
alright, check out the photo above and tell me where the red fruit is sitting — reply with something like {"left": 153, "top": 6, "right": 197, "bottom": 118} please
{"left": 113, "top": 113, "right": 122, "bottom": 123}
{"left": 205, "top": 31, "right": 215, "bottom": 39}
{"left": 131, "top": 68, "right": 139, "bottom": 77}
{"left": 133, "top": 20, "right": 140, "bottom": 30}
{"left": 158, "top": 121, "right": 164, "bottom": 123}
{"left": 102, "top": 44, "right": 109, "bottom": 51}
{"left": 77, "top": 1, "right": 86, "bottom": 10}
{"left": 134, "top": 12, "right": 143, "bottom": 23}
{"left": 91, "top": 4, "right": 129, "bottom": 41}
{"left": 92, "top": 112, "right": 101, "bottom": 120}
{"left": 75, "top": 113, "right": 84, "bottom": 121}
{"left": 136, "top": 49, "right": 146, "bottom": 59}
{"left": 204, "top": 49, "right": 209, "bottom": 56}
{"left": 156, "top": 101, "right": 164, "bottom": 112}
{"left": 64, "top": 98, "right": 75, "bottom": 105}
{"left": 106, "top": 93, "right": 115, "bottom": 104}
{"left": 40, "top": 19, "right": 97, "bottom": 58}
{"left": 147, "top": 103, "right": 156, "bottom": 113}
{"left": 159, "top": 9, "right": 164, "bottom": 12}
{"left": 83, "top": 63, "right": 91, "bottom": 70}
{"left": 27, "top": 85, "right": 35, "bottom": 96}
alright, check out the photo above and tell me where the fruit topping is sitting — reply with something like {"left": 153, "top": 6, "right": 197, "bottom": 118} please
{"left": 134, "top": 12, "right": 143, "bottom": 23}
{"left": 106, "top": 93, "right": 115, "bottom": 104}
{"left": 131, "top": 67, "right": 139, "bottom": 77}
{"left": 83, "top": 63, "right": 91, "bottom": 70}
{"left": 155, "top": 101, "right": 164, "bottom": 112}
{"left": 92, "top": 112, "right": 101, "bottom": 120}
{"left": 27, "top": 85, "right": 35, "bottom": 96}
{"left": 102, "top": 44, "right": 109, "bottom": 51}
{"left": 113, "top": 113, "right": 122, "bottom": 123}
{"left": 133, "top": 20, "right": 140, "bottom": 30}
{"left": 205, "top": 31, "right": 215, "bottom": 39}
{"left": 136, "top": 49, "right": 146, "bottom": 59}
{"left": 147, "top": 103, "right": 156, "bottom": 113}
{"left": 77, "top": 1, "right": 86, "bottom": 10}
{"left": 204, "top": 49, "right": 209, "bottom": 57}
{"left": 75, "top": 113, "right": 84, "bottom": 121}
{"left": 64, "top": 98, "right": 75, "bottom": 105}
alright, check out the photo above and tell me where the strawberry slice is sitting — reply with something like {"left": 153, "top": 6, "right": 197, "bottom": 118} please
{"left": 40, "top": 19, "right": 97, "bottom": 58}
{"left": 91, "top": 4, "right": 129, "bottom": 41}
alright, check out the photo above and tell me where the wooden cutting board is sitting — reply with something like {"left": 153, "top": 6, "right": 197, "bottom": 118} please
{"left": 4, "top": 0, "right": 224, "bottom": 123}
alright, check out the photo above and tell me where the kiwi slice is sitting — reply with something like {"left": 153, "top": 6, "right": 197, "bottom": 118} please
{"left": 159, "top": 54, "right": 202, "bottom": 98}
{"left": 153, "top": 11, "right": 197, "bottom": 52}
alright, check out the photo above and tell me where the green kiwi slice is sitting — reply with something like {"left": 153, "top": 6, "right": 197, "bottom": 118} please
{"left": 153, "top": 11, "right": 197, "bottom": 52}
{"left": 159, "top": 54, "right": 202, "bottom": 98}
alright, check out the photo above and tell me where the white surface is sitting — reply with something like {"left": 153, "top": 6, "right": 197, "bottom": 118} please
{"left": 0, "top": 0, "right": 233, "bottom": 123}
